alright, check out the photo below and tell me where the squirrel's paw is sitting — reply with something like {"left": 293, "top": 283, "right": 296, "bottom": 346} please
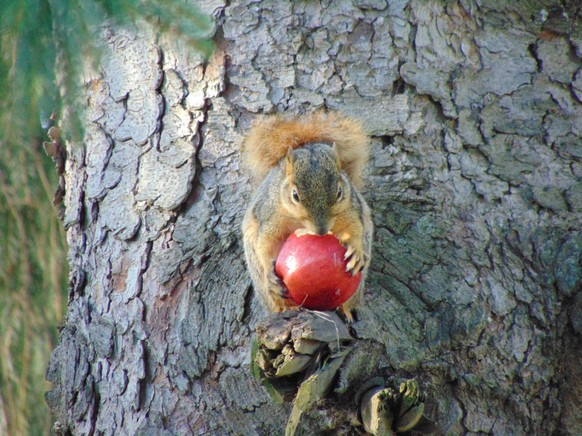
{"left": 267, "top": 262, "right": 288, "bottom": 299}
{"left": 338, "top": 305, "right": 356, "bottom": 323}
{"left": 343, "top": 242, "right": 366, "bottom": 275}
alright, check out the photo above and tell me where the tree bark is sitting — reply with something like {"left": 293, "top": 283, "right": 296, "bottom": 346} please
{"left": 47, "top": 1, "right": 582, "bottom": 434}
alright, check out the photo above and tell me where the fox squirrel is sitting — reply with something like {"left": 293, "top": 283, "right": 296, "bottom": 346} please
{"left": 241, "top": 112, "right": 373, "bottom": 321}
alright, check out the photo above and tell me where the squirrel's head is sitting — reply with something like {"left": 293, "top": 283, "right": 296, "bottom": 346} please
{"left": 280, "top": 143, "right": 352, "bottom": 236}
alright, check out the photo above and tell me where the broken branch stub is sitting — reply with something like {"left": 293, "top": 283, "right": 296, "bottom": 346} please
{"left": 252, "top": 310, "right": 434, "bottom": 435}
{"left": 359, "top": 379, "right": 427, "bottom": 435}
{"left": 252, "top": 311, "right": 351, "bottom": 383}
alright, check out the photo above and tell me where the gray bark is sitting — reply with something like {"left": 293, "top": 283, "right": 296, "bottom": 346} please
{"left": 46, "top": 0, "right": 581, "bottom": 434}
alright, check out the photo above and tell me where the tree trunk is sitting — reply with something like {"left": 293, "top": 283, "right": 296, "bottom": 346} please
{"left": 46, "top": 1, "right": 582, "bottom": 434}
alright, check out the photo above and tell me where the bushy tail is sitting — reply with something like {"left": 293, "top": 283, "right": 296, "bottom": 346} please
{"left": 242, "top": 111, "right": 370, "bottom": 189}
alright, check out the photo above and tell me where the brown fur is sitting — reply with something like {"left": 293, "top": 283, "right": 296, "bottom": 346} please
{"left": 242, "top": 111, "right": 370, "bottom": 189}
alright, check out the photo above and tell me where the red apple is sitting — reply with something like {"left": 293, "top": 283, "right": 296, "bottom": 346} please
{"left": 275, "top": 231, "right": 362, "bottom": 310}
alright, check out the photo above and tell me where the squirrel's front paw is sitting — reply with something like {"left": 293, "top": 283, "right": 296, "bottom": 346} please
{"left": 343, "top": 241, "right": 366, "bottom": 275}
{"left": 265, "top": 269, "right": 293, "bottom": 312}
{"left": 267, "top": 263, "right": 287, "bottom": 298}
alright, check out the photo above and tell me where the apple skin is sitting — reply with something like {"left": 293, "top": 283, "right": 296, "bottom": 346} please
{"left": 275, "top": 232, "right": 362, "bottom": 310}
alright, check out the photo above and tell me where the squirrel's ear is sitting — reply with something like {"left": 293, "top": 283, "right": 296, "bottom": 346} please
{"left": 330, "top": 143, "right": 342, "bottom": 169}
{"left": 285, "top": 147, "right": 296, "bottom": 177}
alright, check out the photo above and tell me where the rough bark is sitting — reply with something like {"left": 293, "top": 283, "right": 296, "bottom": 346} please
{"left": 47, "top": 0, "right": 581, "bottom": 434}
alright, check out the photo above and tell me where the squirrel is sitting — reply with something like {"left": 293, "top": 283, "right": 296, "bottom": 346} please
{"left": 241, "top": 111, "right": 373, "bottom": 321}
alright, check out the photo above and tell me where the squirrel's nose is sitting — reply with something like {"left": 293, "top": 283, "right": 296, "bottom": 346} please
{"left": 310, "top": 217, "right": 329, "bottom": 236}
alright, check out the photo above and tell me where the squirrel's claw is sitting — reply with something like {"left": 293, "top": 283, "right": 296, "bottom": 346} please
{"left": 344, "top": 243, "right": 365, "bottom": 275}
{"left": 338, "top": 305, "right": 356, "bottom": 323}
{"left": 346, "top": 256, "right": 364, "bottom": 275}
{"left": 268, "top": 262, "right": 287, "bottom": 298}
{"left": 268, "top": 272, "right": 284, "bottom": 288}
{"left": 344, "top": 244, "right": 355, "bottom": 261}
{"left": 268, "top": 282, "right": 289, "bottom": 300}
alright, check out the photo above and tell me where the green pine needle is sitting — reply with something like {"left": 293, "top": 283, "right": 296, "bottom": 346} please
{"left": 0, "top": 1, "right": 214, "bottom": 434}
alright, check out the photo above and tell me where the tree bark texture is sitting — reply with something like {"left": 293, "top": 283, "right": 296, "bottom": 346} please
{"left": 46, "top": 1, "right": 581, "bottom": 434}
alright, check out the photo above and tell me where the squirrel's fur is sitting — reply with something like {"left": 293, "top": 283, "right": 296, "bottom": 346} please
{"left": 242, "top": 111, "right": 370, "bottom": 189}
{"left": 241, "top": 111, "right": 373, "bottom": 321}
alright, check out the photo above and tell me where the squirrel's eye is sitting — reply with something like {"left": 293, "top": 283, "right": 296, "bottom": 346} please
{"left": 292, "top": 188, "right": 300, "bottom": 203}
{"left": 337, "top": 185, "right": 343, "bottom": 200}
